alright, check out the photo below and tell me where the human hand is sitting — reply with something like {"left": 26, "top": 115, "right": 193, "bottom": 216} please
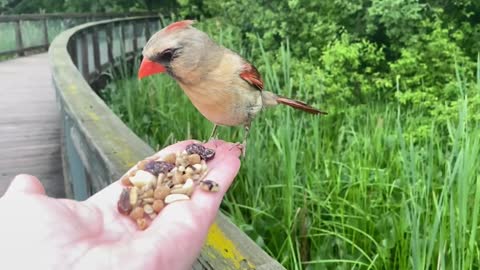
{"left": 0, "top": 140, "right": 241, "bottom": 270}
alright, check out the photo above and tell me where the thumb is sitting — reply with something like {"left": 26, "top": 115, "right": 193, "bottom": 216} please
{"left": 4, "top": 174, "right": 46, "bottom": 196}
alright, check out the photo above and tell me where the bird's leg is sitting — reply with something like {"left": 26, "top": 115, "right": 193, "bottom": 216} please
{"left": 207, "top": 124, "right": 218, "bottom": 141}
{"left": 230, "top": 123, "right": 250, "bottom": 157}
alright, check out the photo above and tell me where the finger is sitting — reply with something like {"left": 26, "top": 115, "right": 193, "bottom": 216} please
{"left": 136, "top": 141, "right": 241, "bottom": 260}
{"left": 87, "top": 140, "right": 200, "bottom": 207}
{"left": 4, "top": 174, "right": 46, "bottom": 196}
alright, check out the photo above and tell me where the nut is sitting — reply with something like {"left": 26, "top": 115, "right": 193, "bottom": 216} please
{"left": 199, "top": 180, "right": 220, "bottom": 192}
{"left": 144, "top": 204, "right": 154, "bottom": 215}
{"left": 171, "top": 178, "right": 194, "bottom": 196}
{"left": 129, "top": 186, "right": 139, "bottom": 206}
{"left": 142, "top": 197, "right": 155, "bottom": 204}
{"left": 136, "top": 218, "right": 148, "bottom": 230}
{"left": 130, "top": 206, "right": 144, "bottom": 220}
{"left": 121, "top": 175, "right": 132, "bottom": 186}
{"left": 173, "top": 171, "right": 184, "bottom": 185}
{"left": 154, "top": 186, "right": 170, "bottom": 200}
{"left": 165, "top": 194, "right": 190, "bottom": 204}
{"left": 187, "top": 154, "right": 201, "bottom": 165}
{"left": 129, "top": 170, "right": 157, "bottom": 187}
{"left": 140, "top": 189, "right": 154, "bottom": 199}
{"left": 157, "top": 173, "right": 166, "bottom": 185}
{"left": 152, "top": 200, "right": 165, "bottom": 213}
{"left": 136, "top": 160, "right": 150, "bottom": 171}
{"left": 162, "top": 153, "right": 176, "bottom": 164}
{"left": 117, "top": 188, "right": 132, "bottom": 215}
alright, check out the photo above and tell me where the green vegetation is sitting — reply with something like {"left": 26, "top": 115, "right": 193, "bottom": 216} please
{"left": 4, "top": 0, "right": 479, "bottom": 268}
{"left": 101, "top": 1, "right": 480, "bottom": 269}
{"left": 102, "top": 24, "right": 480, "bottom": 270}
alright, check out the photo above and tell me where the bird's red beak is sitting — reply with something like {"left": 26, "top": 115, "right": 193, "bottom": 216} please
{"left": 138, "top": 58, "right": 166, "bottom": 79}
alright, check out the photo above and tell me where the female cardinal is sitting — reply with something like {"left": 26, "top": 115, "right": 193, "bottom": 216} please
{"left": 138, "top": 20, "right": 326, "bottom": 153}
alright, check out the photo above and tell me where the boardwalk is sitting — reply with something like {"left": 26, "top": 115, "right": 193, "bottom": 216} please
{"left": 0, "top": 53, "right": 65, "bottom": 197}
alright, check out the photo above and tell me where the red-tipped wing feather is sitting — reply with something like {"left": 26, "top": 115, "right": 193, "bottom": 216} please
{"left": 239, "top": 63, "right": 264, "bottom": 90}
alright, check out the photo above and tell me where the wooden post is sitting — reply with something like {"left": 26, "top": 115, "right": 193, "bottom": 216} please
{"left": 106, "top": 24, "right": 114, "bottom": 64}
{"left": 69, "top": 37, "right": 78, "bottom": 66}
{"left": 132, "top": 22, "right": 138, "bottom": 52}
{"left": 92, "top": 27, "right": 101, "bottom": 74}
{"left": 42, "top": 18, "right": 49, "bottom": 50}
{"left": 144, "top": 19, "right": 151, "bottom": 40}
{"left": 120, "top": 23, "right": 126, "bottom": 54}
{"left": 14, "top": 19, "right": 24, "bottom": 56}
{"left": 80, "top": 32, "right": 89, "bottom": 80}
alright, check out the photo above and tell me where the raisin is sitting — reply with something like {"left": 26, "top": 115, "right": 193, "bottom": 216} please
{"left": 117, "top": 188, "right": 132, "bottom": 215}
{"left": 185, "top": 143, "right": 215, "bottom": 161}
{"left": 144, "top": 160, "right": 175, "bottom": 176}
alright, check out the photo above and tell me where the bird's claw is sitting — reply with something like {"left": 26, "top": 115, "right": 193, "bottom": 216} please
{"left": 229, "top": 142, "right": 246, "bottom": 157}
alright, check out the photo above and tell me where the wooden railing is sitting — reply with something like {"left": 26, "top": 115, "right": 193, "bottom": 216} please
{"left": 0, "top": 12, "right": 157, "bottom": 57}
{"left": 49, "top": 16, "right": 285, "bottom": 270}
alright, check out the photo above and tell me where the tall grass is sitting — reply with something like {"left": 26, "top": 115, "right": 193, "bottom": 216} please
{"left": 101, "top": 30, "right": 480, "bottom": 269}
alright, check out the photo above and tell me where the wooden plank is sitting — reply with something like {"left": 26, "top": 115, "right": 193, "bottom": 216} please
{"left": 0, "top": 12, "right": 157, "bottom": 22}
{"left": 14, "top": 20, "right": 24, "bottom": 56}
{"left": 69, "top": 37, "right": 78, "bottom": 66}
{"left": 92, "top": 27, "right": 101, "bottom": 73}
{"left": 106, "top": 24, "right": 114, "bottom": 63}
{"left": 80, "top": 32, "right": 88, "bottom": 79}
{"left": 132, "top": 22, "right": 138, "bottom": 52}
{"left": 42, "top": 18, "right": 49, "bottom": 49}
{"left": 0, "top": 54, "right": 65, "bottom": 198}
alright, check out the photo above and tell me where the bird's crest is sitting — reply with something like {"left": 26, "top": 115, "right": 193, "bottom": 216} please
{"left": 165, "top": 20, "right": 196, "bottom": 33}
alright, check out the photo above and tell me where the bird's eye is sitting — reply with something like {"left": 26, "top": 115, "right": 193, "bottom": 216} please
{"left": 153, "top": 48, "right": 177, "bottom": 64}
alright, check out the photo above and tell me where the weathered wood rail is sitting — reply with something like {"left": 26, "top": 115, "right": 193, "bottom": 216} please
{"left": 0, "top": 12, "right": 157, "bottom": 57}
{"left": 48, "top": 16, "right": 285, "bottom": 270}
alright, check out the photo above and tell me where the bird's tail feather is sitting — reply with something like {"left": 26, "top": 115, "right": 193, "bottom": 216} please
{"left": 276, "top": 96, "right": 327, "bottom": 115}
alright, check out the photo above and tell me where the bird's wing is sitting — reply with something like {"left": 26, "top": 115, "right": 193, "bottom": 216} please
{"left": 239, "top": 62, "right": 264, "bottom": 91}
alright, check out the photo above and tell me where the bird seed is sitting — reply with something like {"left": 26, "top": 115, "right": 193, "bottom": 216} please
{"left": 116, "top": 143, "right": 219, "bottom": 230}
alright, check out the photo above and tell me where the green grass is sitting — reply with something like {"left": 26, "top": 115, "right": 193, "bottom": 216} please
{"left": 101, "top": 35, "right": 480, "bottom": 270}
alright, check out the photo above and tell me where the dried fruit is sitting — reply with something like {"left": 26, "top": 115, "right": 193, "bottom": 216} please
{"left": 117, "top": 188, "right": 132, "bottom": 214}
{"left": 130, "top": 206, "right": 144, "bottom": 220}
{"left": 144, "top": 160, "right": 175, "bottom": 176}
{"left": 152, "top": 200, "right": 165, "bottom": 213}
{"left": 165, "top": 194, "right": 190, "bottom": 204}
{"left": 154, "top": 186, "right": 170, "bottom": 200}
{"left": 185, "top": 143, "right": 215, "bottom": 161}
{"left": 199, "top": 180, "right": 220, "bottom": 192}
{"left": 117, "top": 144, "right": 216, "bottom": 231}
{"left": 203, "top": 148, "right": 215, "bottom": 160}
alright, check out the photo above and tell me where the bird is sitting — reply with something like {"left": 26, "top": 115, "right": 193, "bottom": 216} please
{"left": 138, "top": 20, "right": 326, "bottom": 154}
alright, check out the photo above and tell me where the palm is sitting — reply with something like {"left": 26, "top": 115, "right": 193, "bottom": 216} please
{"left": 0, "top": 140, "right": 241, "bottom": 270}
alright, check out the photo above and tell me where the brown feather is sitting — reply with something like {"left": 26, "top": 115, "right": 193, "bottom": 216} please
{"left": 239, "top": 63, "right": 264, "bottom": 90}
{"left": 276, "top": 96, "right": 327, "bottom": 115}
